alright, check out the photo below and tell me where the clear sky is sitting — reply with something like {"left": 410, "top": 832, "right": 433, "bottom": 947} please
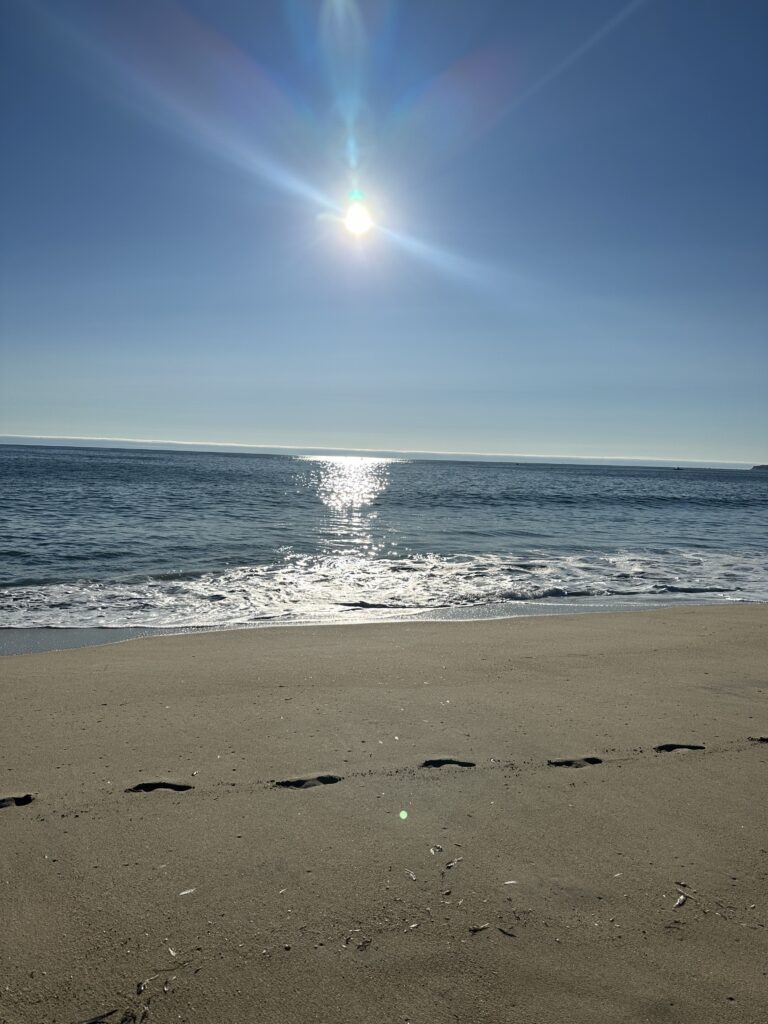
{"left": 1, "top": 0, "right": 766, "bottom": 464}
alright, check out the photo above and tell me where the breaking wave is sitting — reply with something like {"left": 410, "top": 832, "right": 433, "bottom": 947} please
{"left": 1, "top": 548, "right": 764, "bottom": 628}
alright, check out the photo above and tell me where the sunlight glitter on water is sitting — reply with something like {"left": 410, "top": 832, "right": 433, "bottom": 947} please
{"left": 298, "top": 456, "right": 401, "bottom": 557}
{"left": 299, "top": 456, "right": 397, "bottom": 511}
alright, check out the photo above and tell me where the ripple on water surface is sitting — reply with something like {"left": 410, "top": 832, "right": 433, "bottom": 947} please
{"left": 1, "top": 447, "right": 766, "bottom": 627}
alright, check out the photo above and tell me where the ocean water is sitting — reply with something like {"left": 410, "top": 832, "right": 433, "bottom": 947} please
{"left": 1, "top": 445, "right": 766, "bottom": 636}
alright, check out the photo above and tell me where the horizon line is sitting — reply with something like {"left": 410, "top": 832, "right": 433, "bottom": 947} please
{"left": 0, "top": 433, "right": 757, "bottom": 468}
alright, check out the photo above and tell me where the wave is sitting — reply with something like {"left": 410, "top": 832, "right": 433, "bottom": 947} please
{"left": 1, "top": 549, "right": 765, "bottom": 628}
{"left": 385, "top": 490, "right": 768, "bottom": 511}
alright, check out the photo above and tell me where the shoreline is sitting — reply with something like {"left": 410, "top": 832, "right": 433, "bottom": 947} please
{"left": 1, "top": 604, "right": 766, "bottom": 1022}
{"left": 0, "top": 592, "right": 757, "bottom": 656}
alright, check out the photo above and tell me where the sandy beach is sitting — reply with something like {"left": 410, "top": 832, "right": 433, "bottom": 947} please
{"left": 1, "top": 604, "right": 766, "bottom": 1023}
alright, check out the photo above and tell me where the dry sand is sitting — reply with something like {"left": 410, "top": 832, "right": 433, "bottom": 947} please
{"left": 1, "top": 605, "right": 766, "bottom": 1023}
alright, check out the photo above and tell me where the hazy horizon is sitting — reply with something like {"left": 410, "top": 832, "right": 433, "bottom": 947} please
{"left": 0, "top": 433, "right": 759, "bottom": 470}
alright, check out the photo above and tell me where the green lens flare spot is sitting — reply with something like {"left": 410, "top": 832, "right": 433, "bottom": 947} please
{"left": 399, "top": 810, "right": 408, "bottom": 820}
{"left": 349, "top": 188, "right": 364, "bottom": 201}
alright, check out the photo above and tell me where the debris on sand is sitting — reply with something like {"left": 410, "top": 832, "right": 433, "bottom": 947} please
{"left": 343, "top": 928, "right": 370, "bottom": 949}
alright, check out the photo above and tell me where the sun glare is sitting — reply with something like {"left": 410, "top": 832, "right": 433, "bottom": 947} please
{"left": 344, "top": 200, "right": 374, "bottom": 236}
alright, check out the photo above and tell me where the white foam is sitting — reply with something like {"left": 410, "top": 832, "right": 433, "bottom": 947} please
{"left": 1, "top": 548, "right": 764, "bottom": 628}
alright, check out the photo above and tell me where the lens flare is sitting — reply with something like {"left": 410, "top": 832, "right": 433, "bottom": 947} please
{"left": 344, "top": 200, "right": 374, "bottom": 235}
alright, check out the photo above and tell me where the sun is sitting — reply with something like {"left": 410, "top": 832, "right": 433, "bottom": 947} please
{"left": 344, "top": 200, "right": 374, "bottom": 236}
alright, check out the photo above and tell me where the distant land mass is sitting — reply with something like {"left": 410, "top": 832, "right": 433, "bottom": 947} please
{"left": 751, "top": 464, "right": 768, "bottom": 471}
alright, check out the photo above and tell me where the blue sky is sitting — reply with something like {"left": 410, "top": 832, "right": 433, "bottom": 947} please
{"left": 1, "top": 0, "right": 766, "bottom": 463}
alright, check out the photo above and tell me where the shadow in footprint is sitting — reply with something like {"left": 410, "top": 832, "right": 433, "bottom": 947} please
{"left": 547, "top": 757, "right": 602, "bottom": 768}
{"left": 77, "top": 1011, "right": 119, "bottom": 1024}
{"left": 274, "top": 774, "right": 342, "bottom": 789}
{"left": 421, "top": 758, "right": 476, "bottom": 769}
{"left": 124, "top": 782, "right": 194, "bottom": 793}
{"left": 0, "top": 793, "right": 34, "bottom": 809}
{"left": 653, "top": 743, "right": 705, "bottom": 753}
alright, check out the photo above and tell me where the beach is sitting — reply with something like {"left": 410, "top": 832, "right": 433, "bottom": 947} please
{"left": 1, "top": 604, "right": 766, "bottom": 1023}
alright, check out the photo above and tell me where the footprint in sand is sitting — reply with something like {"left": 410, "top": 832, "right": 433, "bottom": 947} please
{"left": 420, "top": 758, "right": 476, "bottom": 769}
{"left": 547, "top": 757, "right": 603, "bottom": 768}
{"left": 274, "top": 774, "right": 343, "bottom": 789}
{"left": 653, "top": 743, "right": 705, "bottom": 753}
{"left": 124, "top": 781, "right": 194, "bottom": 793}
{"left": 0, "top": 793, "right": 35, "bottom": 809}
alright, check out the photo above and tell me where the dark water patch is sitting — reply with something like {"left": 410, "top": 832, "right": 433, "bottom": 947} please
{"left": 498, "top": 586, "right": 595, "bottom": 601}
{"left": 655, "top": 584, "right": 735, "bottom": 595}
{"left": 338, "top": 600, "right": 404, "bottom": 609}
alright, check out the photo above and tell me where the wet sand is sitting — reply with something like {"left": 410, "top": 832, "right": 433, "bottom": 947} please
{"left": 1, "top": 605, "right": 766, "bottom": 1023}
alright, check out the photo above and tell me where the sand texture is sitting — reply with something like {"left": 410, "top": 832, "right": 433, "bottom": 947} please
{"left": 1, "top": 605, "right": 767, "bottom": 1023}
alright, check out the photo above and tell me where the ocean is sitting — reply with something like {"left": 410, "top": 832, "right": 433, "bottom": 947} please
{"left": 1, "top": 444, "right": 766, "bottom": 650}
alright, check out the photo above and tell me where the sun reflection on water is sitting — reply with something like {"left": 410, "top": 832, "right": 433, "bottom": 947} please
{"left": 298, "top": 456, "right": 398, "bottom": 557}
{"left": 301, "top": 456, "right": 394, "bottom": 511}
